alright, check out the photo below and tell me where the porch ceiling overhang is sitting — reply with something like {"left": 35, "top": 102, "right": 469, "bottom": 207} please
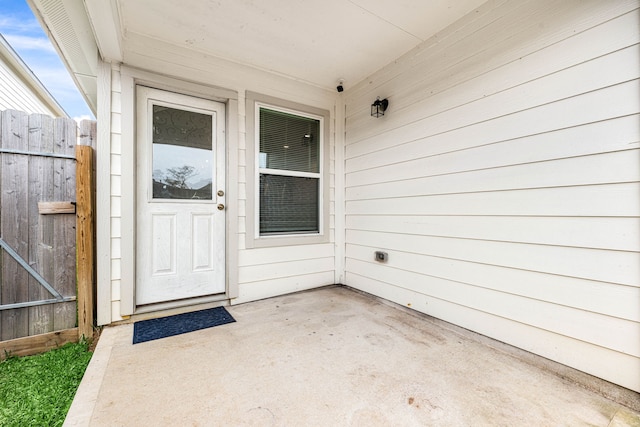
{"left": 29, "top": 0, "right": 487, "bottom": 113}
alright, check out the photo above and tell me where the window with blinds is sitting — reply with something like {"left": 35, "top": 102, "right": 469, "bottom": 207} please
{"left": 258, "top": 107, "right": 321, "bottom": 235}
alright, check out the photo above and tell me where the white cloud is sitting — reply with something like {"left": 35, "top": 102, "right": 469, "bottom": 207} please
{"left": 3, "top": 33, "right": 55, "bottom": 52}
{"left": 0, "top": 16, "right": 42, "bottom": 33}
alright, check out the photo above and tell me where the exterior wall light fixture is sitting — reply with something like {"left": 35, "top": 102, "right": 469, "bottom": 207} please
{"left": 371, "top": 97, "right": 389, "bottom": 118}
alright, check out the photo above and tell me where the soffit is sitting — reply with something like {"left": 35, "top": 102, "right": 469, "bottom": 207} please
{"left": 28, "top": 0, "right": 98, "bottom": 113}
{"left": 117, "top": 0, "right": 487, "bottom": 90}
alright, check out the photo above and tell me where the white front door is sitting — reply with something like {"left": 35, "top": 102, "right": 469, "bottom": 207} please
{"left": 136, "top": 86, "right": 226, "bottom": 306}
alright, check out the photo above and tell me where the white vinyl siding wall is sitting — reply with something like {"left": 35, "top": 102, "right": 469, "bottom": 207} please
{"left": 0, "top": 58, "right": 60, "bottom": 116}
{"left": 344, "top": 0, "right": 640, "bottom": 392}
{"left": 99, "top": 36, "right": 337, "bottom": 323}
{"left": 108, "top": 65, "right": 123, "bottom": 322}
{"left": 237, "top": 96, "right": 336, "bottom": 303}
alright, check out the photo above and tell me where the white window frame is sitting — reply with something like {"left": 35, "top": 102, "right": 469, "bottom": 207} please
{"left": 246, "top": 92, "right": 330, "bottom": 248}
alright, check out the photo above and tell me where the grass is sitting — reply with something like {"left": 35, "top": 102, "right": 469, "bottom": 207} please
{"left": 0, "top": 341, "right": 93, "bottom": 427}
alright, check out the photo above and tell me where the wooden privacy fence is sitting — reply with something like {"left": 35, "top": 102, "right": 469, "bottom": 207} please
{"left": 0, "top": 109, "right": 96, "bottom": 358}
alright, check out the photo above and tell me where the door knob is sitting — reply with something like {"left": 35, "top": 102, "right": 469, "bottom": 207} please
{"left": 217, "top": 190, "right": 224, "bottom": 197}
{"left": 217, "top": 204, "right": 225, "bottom": 211}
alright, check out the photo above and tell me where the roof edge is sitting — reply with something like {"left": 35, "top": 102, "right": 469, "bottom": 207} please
{"left": 0, "top": 34, "right": 69, "bottom": 118}
{"left": 27, "top": 0, "right": 99, "bottom": 115}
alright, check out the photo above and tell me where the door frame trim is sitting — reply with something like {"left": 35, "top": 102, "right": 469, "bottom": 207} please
{"left": 119, "top": 66, "right": 239, "bottom": 316}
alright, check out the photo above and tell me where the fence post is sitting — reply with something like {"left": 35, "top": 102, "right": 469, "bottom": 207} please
{"left": 76, "top": 145, "right": 94, "bottom": 340}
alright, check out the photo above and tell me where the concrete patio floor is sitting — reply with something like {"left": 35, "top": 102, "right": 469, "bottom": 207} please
{"left": 65, "top": 286, "right": 640, "bottom": 426}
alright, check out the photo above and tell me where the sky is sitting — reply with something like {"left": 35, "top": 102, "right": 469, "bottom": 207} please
{"left": 0, "top": 0, "right": 94, "bottom": 120}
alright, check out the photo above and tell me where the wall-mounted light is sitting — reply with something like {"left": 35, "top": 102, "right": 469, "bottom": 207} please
{"left": 371, "top": 97, "right": 389, "bottom": 118}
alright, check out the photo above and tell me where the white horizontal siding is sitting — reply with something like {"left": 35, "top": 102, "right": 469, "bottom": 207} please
{"left": 347, "top": 78, "right": 639, "bottom": 161}
{"left": 346, "top": 114, "right": 640, "bottom": 182}
{"left": 235, "top": 243, "right": 336, "bottom": 303}
{"left": 347, "top": 229, "right": 638, "bottom": 287}
{"left": 230, "top": 89, "right": 336, "bottom": 304}
{"left": 344, "top": 0, "right": 640, "bottom": 392}
{"left": 347, "top": 258, "right": 638, "bottom": 357}
{"left": 346, "top": 215, "right": 640, "bottom": 252}
{"left": 345, "top": 1, "right": 639, "bottom": 120}
{"left": 109, "top": 68, "right": 123, "bottom": 322}
{"left": 236, "top": 271, "right": 335, "bottom": 303}
{"left": 347, "top": 272, "right": 640, "bottom": 394}
{"left": 0, "top": 61, "right": 57, "bottom": 116}
{"left": 104, "top": 37, "right": 337, "bottom": 315}
{"left": 346, "top": 244, "right": 639, "bottom": 322}
{"left": 239, "top": 257, "right": 335, "bottom": 284}
{"left": 347, "top": 150, "right": 639, "bottom": 197}
{"left": 238, "top": 244, "right": 334, "bottom": 267}
{"left": 347, "top": 183, "right": 640, "bottom": 217}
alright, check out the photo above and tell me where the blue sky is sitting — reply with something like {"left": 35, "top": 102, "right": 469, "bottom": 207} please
{"left": 0, "top": 0, "right": 94, "bottom": 120}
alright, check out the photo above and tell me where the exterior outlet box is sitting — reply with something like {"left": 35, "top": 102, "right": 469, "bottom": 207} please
{"left": 375, "top": 251, "right": 388, "bottom": 263}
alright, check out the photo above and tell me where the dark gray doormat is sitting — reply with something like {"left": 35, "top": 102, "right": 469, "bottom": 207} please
{"left": 133, "top": 307, "right": 235, "bottom": 344}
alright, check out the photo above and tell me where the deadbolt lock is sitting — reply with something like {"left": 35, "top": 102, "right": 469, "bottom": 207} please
{"left": 217, "top": 204, "right": 225, "bottom": 211}
{"left": 217, "top": 190, "right": 224, "bottom": 197}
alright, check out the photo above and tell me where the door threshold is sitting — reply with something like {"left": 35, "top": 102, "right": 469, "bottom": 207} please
{"left": 132, "top": 294, "right": 229, "bottom": 321}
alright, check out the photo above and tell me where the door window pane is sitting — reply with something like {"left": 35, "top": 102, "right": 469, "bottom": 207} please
{"left": 152, "top": 106, "right": 213, "bottom": 200}
{"left": 259, "top": 174, "right": 319, "bottom": 234}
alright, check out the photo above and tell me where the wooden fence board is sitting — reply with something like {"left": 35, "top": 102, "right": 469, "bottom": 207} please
{"left": 52, "top": 117, "right": 77, "bottom": 331}
{"left": 76, "top": 145, "right": 94, "bottom": 339}
{"left": 0, "top": 328, "right": 78, "bottom": 359}
{"left": 1, "top": 110, "right": 30, "bottom": 340}
{"left": 38, "top": 201, "right": 75, "bottom": 214}
{"left": 78, "top": 120, "right": 97, "bottom": 340}
{"left": 0, "top": 110, "right": 96, "bottom": 345}
{"left": 28, "top": 113, "right": 55, "bottom": 336}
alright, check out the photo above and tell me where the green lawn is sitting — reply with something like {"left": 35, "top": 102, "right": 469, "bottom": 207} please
{"left": 0, "top": 341, "right": 92, "bottom": 427}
